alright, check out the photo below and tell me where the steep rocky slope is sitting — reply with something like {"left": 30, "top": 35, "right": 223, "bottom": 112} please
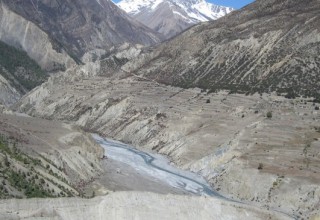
{"left": 1, "top": 0, "right": 163, "bottom": 67}
{"left": 117, "top": 0, "right": 233, "bottom": 38}
{"left": 0, "top": 2, "right": 76, "bottom": 72}
{"left": 123, "top": 0, "right": 320, "bottom": 99}
{"left": 0, "top": 191, "right": 291, "bottom": 220}
{"left": 0, "top": 113, "right": 103, "bottom": 199}
{"left": 0, "top": 74, "right": 21, "bottom": 107}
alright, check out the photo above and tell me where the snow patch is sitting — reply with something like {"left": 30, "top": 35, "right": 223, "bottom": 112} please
{"left": 117, "top": 0, "right": 234, "bottom": 21}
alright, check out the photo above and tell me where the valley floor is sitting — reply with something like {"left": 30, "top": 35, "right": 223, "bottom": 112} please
{"left": 85, "top": 156, "right": 188, "bottom": 196}
{"left": 9, "top": 72, "right": 320, "bottom": 219}
{"left": 0, "top": 113, "right": 294, "bottom": 220}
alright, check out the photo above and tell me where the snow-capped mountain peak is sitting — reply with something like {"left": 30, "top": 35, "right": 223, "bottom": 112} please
{"left": 116, "top": 0, "right": 234, "bottom": 38}
{"left": 118, "top": 0, "right": 163, "bottom": 14}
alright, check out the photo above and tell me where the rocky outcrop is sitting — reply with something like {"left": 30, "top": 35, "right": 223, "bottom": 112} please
{"left": 1, "top": 0, "right": 163, "bottom": 65}
{"left": 0, "top": 73, "right": 21, "bottom": 106}
{"left": 0, "top": 191, "right": 292, "bottom": 220}
{"left": 123, "top": 0, "right": 320, "bottom": 99}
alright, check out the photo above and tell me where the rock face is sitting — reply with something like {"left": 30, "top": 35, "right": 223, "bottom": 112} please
{"left": 117, "top": 0, "right": 233, "bottom": 38}
{"left": 124, "top": 0, "right": 320, "bottom": 99}
{"left": 0, "top": 191, "right": 292, "bottom": 220}
{"left": 0, "top": 74, "right": 21, "bottom": 106}
{"left": 1, "top": 0, "right": 163, "bottom": 65}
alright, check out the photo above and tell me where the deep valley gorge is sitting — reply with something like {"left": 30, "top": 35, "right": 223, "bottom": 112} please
{"left": 14, "top": 62, "right": 320, "bottom": 219}
{"left": 0, "top": 0, "right": 319, "bottom": 219}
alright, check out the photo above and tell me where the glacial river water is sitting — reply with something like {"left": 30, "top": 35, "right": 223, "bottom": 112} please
{"left": 93, "top": 134, "right": 296, "bottom": 219}
{"left": 93, "top": 134, "right": 222, "bottom": 197}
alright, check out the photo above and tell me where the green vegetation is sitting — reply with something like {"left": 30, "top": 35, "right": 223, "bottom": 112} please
{"left": 0, "top": 136, "right": 53, "bottom": 198}
{"left": 0, "top": 135, "right": 76, "bottom": 199}
{"left": 0, "top": 136, "right": 41, "bottom": 166}
{"left": 7, "top": 170, "right": 53, "bottom": 198}
{"left": 0, "top": 40, "right": 48, "bottom": 92}
{"left": 284, "top": 88, "right": 297, "bottom": 99}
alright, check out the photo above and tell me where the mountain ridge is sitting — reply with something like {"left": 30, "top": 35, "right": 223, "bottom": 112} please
{"left": 117, "top": 0, "right": 233, "bottom": 38}
{"left": 1, "top": 0, "right": 163, "bottom": 64}
{"left": 122, "top": 0, "right": 320, "bottom": 99}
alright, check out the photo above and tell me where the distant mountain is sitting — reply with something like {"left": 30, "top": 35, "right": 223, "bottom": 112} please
{"left": 117, "top": 0, "right": 233, "bottom": 38}
{"left": 0, "top": 0, "right": 164, "bottom": 106}
{"left": 0, "top": 0, "right": 163, "bottom": 70}
{"left": 123, "top": 0, "right": 320, "bottom": 99}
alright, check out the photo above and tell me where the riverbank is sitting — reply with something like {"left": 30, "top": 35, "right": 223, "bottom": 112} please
{"left": 0, "top": 191, "right": 292, "bottom": 220}
{"left": 84, "top": 157, "right": 189, "bottom": 196}
{"left": 91, "top": 135, "right": 219, "bottom": 197}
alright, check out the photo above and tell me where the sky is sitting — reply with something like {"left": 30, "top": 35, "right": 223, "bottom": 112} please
{"left": 112, "top": 0, "right": 255, "bottom": 9}
{"left": 207, "top": 0, "right": 254, "bottom": 9}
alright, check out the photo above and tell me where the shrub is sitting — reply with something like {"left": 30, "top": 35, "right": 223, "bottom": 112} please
{"left": 258, "top": 163, "right": 263, "bottom": 170}
{"left": 266, "top": 111, "right": 272, "bottom": 119}
{"left": 40, "top": 179, "right": 45, "bottom": 185}
{"left": 315, "top": 106, "right": 319, "bottom": 110}
{"left": 156, "top": 113, "right": 167, "bottom": 119}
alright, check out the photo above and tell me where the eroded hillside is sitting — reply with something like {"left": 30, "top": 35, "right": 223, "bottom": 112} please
{"left": 2, "top": 0, "right": 163, "bottom": 60}
{"left": 122, "top": 0, "right": 320, "bottom": 99}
